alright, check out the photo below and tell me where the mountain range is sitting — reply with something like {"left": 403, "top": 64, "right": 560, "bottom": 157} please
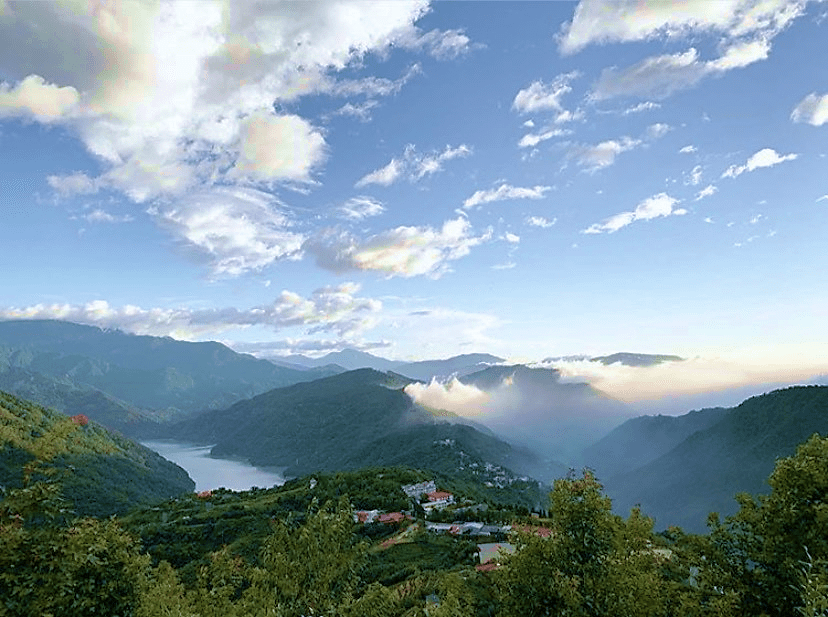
{"left": 164, "top": 367, "right": 564, "bottom": 486}
{"left": 587, "top": 385, "right": 828, "bottom": 532}
{"left": 3, "top": 318, "right": 825, "bottom": 535}
{"left": 0, "top": 320, "right": 341, "bottom": 435}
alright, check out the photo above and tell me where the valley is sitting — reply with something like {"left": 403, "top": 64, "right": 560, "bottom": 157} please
{"left": 1, "top": 319, "right": 827, "bottom": 616}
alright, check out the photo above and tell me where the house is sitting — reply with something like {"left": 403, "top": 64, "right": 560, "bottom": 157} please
{"left": 354, "top": 509, "right": 381, "bottom": 524}
{"left": 423, "top": 490, "right": 454, "bottom": 511}
{"left": 476, "top": 542, "right": 516, "bottom": 571}
{"left": 378, "top": 512, "right": 408, "bottom": 524}
{"left": 401, "top": 480, "right": 437, "bottom": 500}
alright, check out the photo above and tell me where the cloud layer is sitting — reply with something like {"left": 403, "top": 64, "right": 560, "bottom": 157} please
{"left": 0, "top": 283, "right": 380, "bottom": 340}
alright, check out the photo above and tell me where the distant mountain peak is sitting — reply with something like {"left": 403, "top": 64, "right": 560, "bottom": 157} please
{"left": 590, "top": 353, "right": 684, "bottom": 367}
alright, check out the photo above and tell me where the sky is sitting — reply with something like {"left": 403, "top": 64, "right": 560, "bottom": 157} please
{"left": 1, "top": 0, "right": 827, "bottom": 397}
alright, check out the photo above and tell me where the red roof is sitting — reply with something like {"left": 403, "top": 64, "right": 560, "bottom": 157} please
{"left": 378, "top": 512, "right": 406, "bottom": 524}
{"left": 426, "top": 491, "right": 452, "bottom": 502}
{"left": 70, "top": 414, "right": 89, "bottom": 426}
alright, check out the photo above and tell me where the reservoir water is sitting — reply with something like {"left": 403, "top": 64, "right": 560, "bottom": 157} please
{"left": 142, "top": 440, "right": 285, "bottom": 492}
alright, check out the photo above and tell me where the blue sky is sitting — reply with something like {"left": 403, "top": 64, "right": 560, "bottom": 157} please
{"left": 1, "top": 0, "right": 827, "bottom": 398}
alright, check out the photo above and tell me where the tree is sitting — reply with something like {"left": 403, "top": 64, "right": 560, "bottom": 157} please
{"left": 707, "top": 434, "right": 828, "bottom": 617}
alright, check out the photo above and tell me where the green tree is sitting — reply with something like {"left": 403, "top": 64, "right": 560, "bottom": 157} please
{"left": 705, "top": 434, "right": 828, "bottom": 617}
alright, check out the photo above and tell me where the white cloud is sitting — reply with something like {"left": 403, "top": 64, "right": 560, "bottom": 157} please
{"left": 679, "top": 145, "right": 698, "bottom": 154}
{"left": 526, "top": 216, "right": 556, "bottom": 228}
{"left": 0, "top": 0, "right": 432, "bottom": 239}
{"left": 83, "top": 209, "right": 134, "bottom": 224}
{"left": 817, "top": 195, "right": 828, "bottom": 202}
{"left": 229, "top": 111, "right": 327, "bottom": 183}
{"left": 0, "top": 74, "right": 79, "bottom": 121}
{"left": 326, "top": 63, "right": 422, "bottom": 98}
{"left": 592, "top": 48, "right": 708, "bottom": 100}
{"left": 708, "top": 37, "right": 771, "bottom": 70}
{"left": 546, "top": 344, "right": 828, "bottom": 404}
{"left": 622, "top": 101, "right": 661, "bottom": 115}
{"left": 512, "top": 72, "right": 581, "bottom": 122}
{"left": 504, "top": 232, "right": 521, "bottom": 244}
{"left": 791, "top": 92, "right": 828, "bottom": 126}
{"left": 646, "top": 122, "right": 671, "bottom": 139}
{"left": 306, "top": 217, "right": 491, "bottom": 278}
{"left": 47, "top": 172, "right": 100, "bottom": 196}
{"left": 591, "top": 32, "right": 785, "bottom": 100}
{"left": 686, "top": 164, "right": 703, "bottom": 186}
{"left": 414, "top": 144, "right": 472, "bottom": 180}
{"left": 559, "top": 0, "right": 806, "bottom": 54}
{"left": 394, "top": 27, "right": 476, "bottom": 60}
{"left": 148, "top": 186, "right": 304, "bottom": 277}
{"left": 0, "top": 283, "right": 381, "bottom": 340}
{"left": 463, "top": 183, "right": 551, "bottom": 209}
{"left": 405, "top": 378, "right": 491, "bottom": 415}
{"left": 695, "top": 184, "right": 718, "bottom": 200}
{"left": 583, "top": 192, "right": 685, "bottom": 234}
{"left": 332, "top": 99, "right": 379, "bottom": 121}
{"left": 355, "top": 143, "right": 471, "bottom": 187}
{"left": 572, "top": 137, "right": 641, "bottom": 171}
{"left": 523, "top": 119, "right": 535, "bottom": 128}
{"left": 721, "top": 147, "right": 798, "bottom": 178}
{"left": 518, "top": 128, "right": 569, "bottom": 148}
{"left": 355, "top": 158, "right": 403, "bottom": 187}
{"left": 339, "top": 196, "right": 385, "bottom": 220}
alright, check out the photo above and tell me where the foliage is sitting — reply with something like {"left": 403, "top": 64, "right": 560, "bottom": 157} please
{"left": 0, "top": 390, "right": 194, "bottom": 517}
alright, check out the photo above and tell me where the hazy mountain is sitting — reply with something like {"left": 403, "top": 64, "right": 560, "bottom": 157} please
{"left": 0, "top": 320, "right": 341, "bottom": 434}
{"left": 590, "top": 353, "right": 684, "bottom": 366}
{"left": 163, "top": 368, "right": 552, "bottom": 482}
{"left": 602, "top": 385, "right": 828, "bottom": 532}
{"left": 279, "top": 349, "right": 404, "bottom": 371}
{"left": 396, "top": 353, "right": 505, "bottom": 381}
{"left": 0, "top": 390, "right": 194, "bottom": 517}
{"left": 456, "top": 364, "right": 632, "bottom": 465}
{"left": 582, "top": 406, "right": 729, "bottom": 481}
{"left": 0, "top": 365, "right": 166, "bottom": 435}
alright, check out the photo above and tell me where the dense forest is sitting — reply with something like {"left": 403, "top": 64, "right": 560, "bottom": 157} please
{"left": 2, "top": 387, "right": 827, "bottom": 616}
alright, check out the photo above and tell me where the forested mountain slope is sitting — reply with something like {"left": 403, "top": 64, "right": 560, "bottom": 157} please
{"left": 582, "top": 405, "right": 729, "bottom": 480}
{"left": 163, "top": 368, "right": 553, "bottom": 484}
{"left": 603, "top": 385, "right": 828, "bottom": 532}
{"left": 0, "top": 390, "right": 194, "bottom": 516}
{"left": 0, "top": 320, "right": 340, "bottom": 435}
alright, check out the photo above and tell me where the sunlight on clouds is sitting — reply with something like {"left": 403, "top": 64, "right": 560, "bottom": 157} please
{"left": 404, "top": 378, "right": 491, "bottom": 417}
{"left": 559, "top": 0, "right": 805, "bottom": 54}
{"left": 0, "top": 74, "right": 79, "bottom": 120}
{"left": 547, "top": 344, "right": 828, "bottom": 403}
{"left": 791, "top": 92, "right": 828, "bottom": 126}
{"left": 306, "top": 217, "right": 491, "bottom": 278}
{"left": 229, "top": 111, "right": 327, "bottom": 183}
{"left": 0, "top": 0, "right": 433, "bottom": 267}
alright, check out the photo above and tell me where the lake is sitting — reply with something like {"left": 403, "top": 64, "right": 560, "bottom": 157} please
{"left": 142, "top": 440, "right": 286, "bottom": 492}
